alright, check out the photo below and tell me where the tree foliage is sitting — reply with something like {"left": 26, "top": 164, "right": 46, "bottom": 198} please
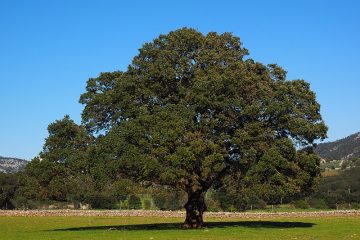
{"left": 79, "top": 28, "right": 327, "bottom": 227}
{"left": 0, "top": 173, "right": 19, "bottom": 209}
{"left": 19, "top": 116, "right": 94, "bottom": 202}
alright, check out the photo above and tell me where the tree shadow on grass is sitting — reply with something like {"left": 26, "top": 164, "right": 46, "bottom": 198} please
{"left": 51, "top": 221, "right": 315, "bottom": 232}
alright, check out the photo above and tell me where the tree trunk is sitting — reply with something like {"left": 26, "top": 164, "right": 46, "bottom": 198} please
{"left": 182, "top": 190, "right": 207, "bottom": 229}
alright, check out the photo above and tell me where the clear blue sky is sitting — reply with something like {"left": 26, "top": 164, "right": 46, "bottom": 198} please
{"left": 1, "top": 0, "right": 359, "bottom": 160}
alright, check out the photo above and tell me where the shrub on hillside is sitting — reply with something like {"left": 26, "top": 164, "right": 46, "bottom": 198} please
{"left": 86, "top": 194, "right": 116, "bottom": 209}
{"left": 153, "top": 190, "right": 185, "bottom": 210}
{"left": 128, "top": 195, "right": 142, "bottom": 209}
{"left": 294, "top": 199, "right": 310, "bottom": 209}
{"left": 309, "top": 198, "right": 328, "bottom": 209}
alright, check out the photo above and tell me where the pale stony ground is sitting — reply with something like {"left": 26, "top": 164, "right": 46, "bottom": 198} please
{"left": 1, "top": 209, "right": 359, "bottom": 218}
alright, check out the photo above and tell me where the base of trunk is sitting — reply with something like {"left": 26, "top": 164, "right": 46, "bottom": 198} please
{"left": 181, "top": 222, "right": 206, "bottom": 229}
{"left": 181, "top": 190, "right": 207, "bottom": 229}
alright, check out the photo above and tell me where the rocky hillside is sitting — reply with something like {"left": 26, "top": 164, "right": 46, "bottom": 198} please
{"left": 315, "top": 132, "right": 360, "bottom": 160}
{"left": 0, "top": 157, "right": 28, "bottom": 173}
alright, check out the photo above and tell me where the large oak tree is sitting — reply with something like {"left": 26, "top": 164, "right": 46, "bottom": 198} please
{"left": 80, "top": 28, "right": 327, "bottom": 228}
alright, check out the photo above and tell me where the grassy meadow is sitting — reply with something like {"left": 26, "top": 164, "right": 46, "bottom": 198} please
{"left": 1, "top": 215, "right": 360, "bottom": 240}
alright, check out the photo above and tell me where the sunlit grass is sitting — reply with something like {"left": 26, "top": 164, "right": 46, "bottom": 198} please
{"left": 1, "top": 215, "right": 359, "bottom": 240}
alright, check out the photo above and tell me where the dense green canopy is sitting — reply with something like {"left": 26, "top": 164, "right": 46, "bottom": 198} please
{"left": 79, "top": 28, "right": 327, "bottom": 227}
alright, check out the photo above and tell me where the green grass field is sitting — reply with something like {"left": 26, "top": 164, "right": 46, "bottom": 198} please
{"left": 1, "top": 215, "right": 359, "bottom": 240}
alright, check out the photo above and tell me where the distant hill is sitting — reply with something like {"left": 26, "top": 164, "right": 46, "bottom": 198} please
{"left": 0, "top": 157, "right": 28, "bottom": 173}
{"left": 315, "top": 132, "right": 360, "bottom": 160}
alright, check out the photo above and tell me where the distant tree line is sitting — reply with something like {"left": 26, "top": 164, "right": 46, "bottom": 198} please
{"left": 2, "top": 158, "right": 360, "bottom": 210}
{"left": 308, "top": 159, "right": 360, "bottom": 209}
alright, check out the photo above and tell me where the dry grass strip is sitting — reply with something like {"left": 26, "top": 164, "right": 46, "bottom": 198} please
{"left": 1, "top": 210, "right": 360, "bottom": 218}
